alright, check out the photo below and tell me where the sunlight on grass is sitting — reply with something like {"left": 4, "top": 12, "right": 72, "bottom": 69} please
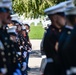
{"left": 29, "top": 22, "right": 45, "bottom": 39}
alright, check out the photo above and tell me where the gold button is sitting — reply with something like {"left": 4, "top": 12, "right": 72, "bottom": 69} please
{"left": 4, "top": 42, "right": 7, "bottom": 45}
{"left": 13, "top": 51, "right": 15, "bottom": 54}
{"left": 7, "top": 45, "right": 10, "bottom": 48}
{"left": 1, "top": 52, "right": 5, "bottom": 55}
{"left": 13, "top": 60, "right": 16, "bottom": 63}
{"left": 14, "top": 57, "right": 16, "bottom": 60}
{"left": 16, "top": 54, "right": 18, "bottom": 57}
{"left": 20, "top": 61, "right": 21, "bottom": 62}
{"left": 59, "top": 29, "right": 61, "bottom": 32}
{"left": 3, "top": 58, "right": 6, "bottom": 62}
{"left": 68, "top": 31, "right": 71, "bottom": 34}
{"left": 8, "top": 53, "right": 11, "bottom": 56}
{"left": 11, "top": 45, "right": 14, "bottom": 47}
{"left": 4, "top": 64, "right": 7, "bottom": 68}
{"left": 5, "top": 37, "right": 8, "bottom": 40}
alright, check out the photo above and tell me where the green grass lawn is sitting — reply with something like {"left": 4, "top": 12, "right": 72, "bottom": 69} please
{"left": 29, "top": 22, "right": 45, "bottom": 39}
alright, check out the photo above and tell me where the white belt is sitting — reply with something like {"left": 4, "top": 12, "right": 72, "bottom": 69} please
{"left": 42, "top": 55, "right": 46, "bottom": 58}
{"left": 46, "top": 58, "right": 53, "bottom": 63}
{"left": 66, "top": 67, "right": 76, "bottom": 75}
{"left": 1, "top": 68, "right": 7, "bottom": 74}
{"left": 71, "top": 67, "right": 76, "bottom": 74}
{"left": 66, "top": 69, "right": 71, "bottom": 75}
{"left": 23, "top": 51, "right": 27, "bottom": 58}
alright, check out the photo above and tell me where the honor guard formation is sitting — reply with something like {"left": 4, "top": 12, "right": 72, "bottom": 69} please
{"left": 0, "top": 0, "right": 32, "bottom": 75}
{"left": 1, "top": 0, "right": 76, "bottom": 75}
{"left": 41, "top": 0, "right": 76, "bottom": 75}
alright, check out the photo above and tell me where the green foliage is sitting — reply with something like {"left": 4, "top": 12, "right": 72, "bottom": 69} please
{"left": 12, "top": 0, "right": 65, "bottom": 18}
{"left": 12, "top": 0, "right": 26, "bottom": 14}
{"left": 29, "top": 23, "right": 45, "bottom": 39}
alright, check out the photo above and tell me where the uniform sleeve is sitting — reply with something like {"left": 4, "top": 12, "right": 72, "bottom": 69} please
{"left": 0, "top": 41, "right": 7, "bottom": 75}
{"left": 0, "top": 49, "right": 4, "bottom": 74}
{"left": 43, "top": 30, "right": 56, "bottom": 58}
{"left": 62, "top": 27, "right": 76, "bottom": 59}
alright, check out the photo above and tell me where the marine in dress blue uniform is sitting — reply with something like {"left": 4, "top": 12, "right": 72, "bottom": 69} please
{"left": 43, "top": 2, "right": 66, "bottom": 75}
{"left": 0, "top": 0, "right": 22, "bottom": 75}
{"left": 11, "top": 20, "right": 28, "bottom": 75}
{"left": 22, "top": 24, "right": 32, "bottom": 70}
{"left": 58, "top": 2, "right": 76, "bottom": 74}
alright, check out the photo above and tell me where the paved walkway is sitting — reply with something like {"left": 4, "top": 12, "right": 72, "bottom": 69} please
{"left": 30, "top": 40, "right": 41, "bottom": 50}
{"left": 28, "top": 40, "right": 42, "bottom": 75}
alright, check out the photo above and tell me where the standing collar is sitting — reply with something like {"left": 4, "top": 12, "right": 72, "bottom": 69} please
{"left": 65, "top": 25, "right": 74, "bottom": 30}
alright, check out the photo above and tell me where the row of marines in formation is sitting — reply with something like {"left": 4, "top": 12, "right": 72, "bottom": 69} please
{"left": 42, "top": 0, "right": 76, "bottom": 75}
{"left": 0, "top": 0, "right": 32, "bottom": 75}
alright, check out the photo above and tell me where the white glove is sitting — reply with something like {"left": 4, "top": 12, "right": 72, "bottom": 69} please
{"left": 21, "top": 62, "right": 27, "bottom": 71}
{"left": 17, "top": 52, "right": 21, "bottom": 56}
{"left": 13, "top": 72, "right": 18, "bottom": 75}
{"left": 19, "top": 46, "right": 23, "bottom": 50}
{"left": 16, "top": 69, "right": 22, "bottom": 75}
{"left": 23, "top": 51, "right": 27, "bottom": 58}
{"left": 1, "top": 68, "right": 7, "bottom": 74}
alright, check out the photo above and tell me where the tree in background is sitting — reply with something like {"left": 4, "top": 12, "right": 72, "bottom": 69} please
{"left": 12, "top": 0, "right": 65, "bottom": 18}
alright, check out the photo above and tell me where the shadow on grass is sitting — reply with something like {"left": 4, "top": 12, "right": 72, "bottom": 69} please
{"left": 30, "top": 50, "right": 41, "bottom": 58}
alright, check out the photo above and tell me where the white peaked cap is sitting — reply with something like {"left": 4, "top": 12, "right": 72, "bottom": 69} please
{"left": 66, "top": 0, "right": 75, "bottom": 8}
{"left": 7, "top": 26, "right": 17, "bottom": 33}
{"left": 11, "top": 14, "right": 22, "bottom": 25}
{"left": 65, "top": 0, "right": 76, "bottom": 15}
{"left": 22, "top": 25, "right": 26, "bottom": 30}
{"left": 44, "top": 0, "right": 75, "bottom": 15}
{"left": 11, "top": 14, "right": 19, "bottom": 21}
{"left": 0, "top": 0, "right": 12, "bottom": 10}
{"left": 44, "top": 2, "right": 67, "bottom": 15}
{"left": 60, "top": 0, "right": 75, "bottom": 8}
{"left": 22, "top": 20, "right": 29, "bottom": 25}
{"left": 65, "top": 7, "right": 76, "bottom": 15}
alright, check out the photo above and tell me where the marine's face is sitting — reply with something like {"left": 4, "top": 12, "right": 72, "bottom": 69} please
{"left": 22, "top": 30, "right": 26, "bottom": 37}
{"left": 2, "top": 13, "right": 11, "bottom": 24}
{"left": 57, "top": 15, "right": 66, "bottom": 27}
{"left": 25, "top": 25, "right": 29, "bottom": 30}
{"left": 25, "top": 25, "right": 30, "bottom": 33}
{"left": 17, "top": 25, "right": 22, "bottom": 32}
{"left": 1, "top": 8, "right": 11, "bottom": 25}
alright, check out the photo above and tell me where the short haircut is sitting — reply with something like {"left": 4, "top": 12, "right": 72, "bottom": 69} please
{"left": 24, "top": 24, "right": 30, "bottom": 29}
{"left": 66, "top": 15, "right": 76, "bottom": 25}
